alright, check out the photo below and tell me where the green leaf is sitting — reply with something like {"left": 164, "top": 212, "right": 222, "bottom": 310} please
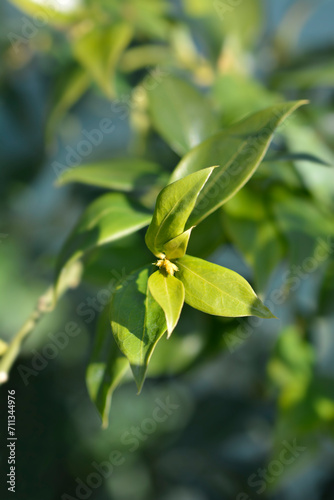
{"left": 270, "top": 186, "right": 334, "bottom": 266}
{"left": 145, "top": 167, "right": 214, "bottom": 257}
{"left": 73, "top": 24, "right": 132, "bottom": 98}
{"left": 148, "top": 271, "right": 185, "bottom": 338}
{"left": 55, "top": 193, "right": 151, "bottom": 291}
{"left": 283, "top": 120, "right": 334, "bottom": 208}
{"left": 46, "top": 65, "right": 90, "bottom": 143}
{"left": 163, "top": 227, "right": 193, "bottom": 260}
{"left": 148, "top": 75, "right": 219, "bottom": 156}
{"left": 222, "top": 188, "right": 284, "bottom": 292}
{"left": 171, "top": 101, "right": 308, "bottom": 226}
{"left": 55, "top": 158, "right": 166, "bottom": 191}
{"left": 111, "top": 266, "right": 167, "bottom": 392}
{"left": 212, "top": 74, "right": 279, "bottom": 125}
{"left": 176, "top": 255, "right": 275, "bottom": 318}
{"left": 86, "top": 307, "right": 129, "bottom": 428}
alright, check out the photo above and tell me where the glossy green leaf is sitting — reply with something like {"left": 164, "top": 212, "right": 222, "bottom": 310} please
{"left": 55, "top": 158, "right": 166, "bottom": 191}
{"left": 86, "top": 307, "right": 129, "bottom": 428}
{"left": 148, "top": 271, "right": 185, "bottom": 338}
{"left": 73, "top": 24, "right": 132, "bottom": 98}
{"left": 163, "top": 227, "right": 194, "bottom": 260}
{"left": 55, "top": 193, "right": 151, "bottom": 291}
{"left": 176, "top": 255, "right": 275, "bottom": 318}
{"left": 111, "top": 266, "right": 167, "bottom": 392}
{"left": 148, "top": 75, "right": 219, "bottom": 156}
{"left": 145, "top": 167, "right": 214, "bottom": 257}
{"left": 171, "top": 101, "right": 308, "bottom": 226}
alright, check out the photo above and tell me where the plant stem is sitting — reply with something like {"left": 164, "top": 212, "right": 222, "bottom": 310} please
{"left": 0, "top": 261, "right": 83, "bottom": 384}
{"left": 0, "top": 287, "right": 54, "bottom": 383}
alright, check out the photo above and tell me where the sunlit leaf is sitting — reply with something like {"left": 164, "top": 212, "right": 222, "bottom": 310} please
{"left": 171, "top": 101, "right": 308, "bottom": 226}
{"left": 9, "top": 0, "right": 83, "bottom": 24}
{"left": 148, "top": 270, "right": 185, "bottom": 337}
{"left": 176, "top": 255, "right": 275, "bottom": 318}
{"left": 145, "top": 167, "right": 214, "bottom": 257}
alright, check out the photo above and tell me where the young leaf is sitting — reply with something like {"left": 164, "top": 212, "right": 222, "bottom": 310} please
{"left": 148, "top": 75, "right": 219, "bottom": 155}
{"left": 73, "top": 24, "right": 132, "bottom": 98}
{"left": 176, "top": 255, "right": 275, "bottom": 319}
{"left": 170, "top": 101, "right": 308, "bottom": 226}
{"left": 55, "top": 158, "right": 166, "bottom": 192}
{"left": 111, "top": 266, "right": 167, "bottom": 392}
{"left": 163, "top": 227, "right": 194, "bottom": 260}
{"left": 148, "top": 271, "right": 185, "bottom": 338}
{"left": 55, "top": 193, "right": 151, "bottom": 292}
{"left": 86, "top": 307, "right": 129, "bottom": 428}
{"left": 145, "top": 167, "right": 214, "bottom": 257}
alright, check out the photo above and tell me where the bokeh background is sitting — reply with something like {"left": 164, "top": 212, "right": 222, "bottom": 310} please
{"left": 1, "top": 0, "right": 334, "bottom": 499}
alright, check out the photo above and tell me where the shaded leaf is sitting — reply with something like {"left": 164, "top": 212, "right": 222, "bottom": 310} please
{"left": 145, "top": 167, "right": 214, "bottom": 257}
{"left": 171, "top": 101, "right": 308, "bottom": 226}
{"left": 111, "top": 266, "right": 167, "bottom": 392}
{"left": 46, "top": 65, "right": 90, "bottom": 143}
{"left": 148, "top": 270, "right": 185, "bottom": 337}
{"left": 176, "top": 255, "right": 274, "bottom": 318}
{"left": 86, "top": 307, "right": 129, "bottom": 428}
{"left": 163, "top": 227, "right": 193, "bottom": 260}
{"left": 271, "top": 186, "right": 334, "bottom": 266}
{"left": 55, "top": 193, "right": 151, "bottom": 291}
{"left": 148, "top": 75, "right": 219, "bottom": 155}
{"left": 222, "top": 188, "right": 284, "bottom": 292}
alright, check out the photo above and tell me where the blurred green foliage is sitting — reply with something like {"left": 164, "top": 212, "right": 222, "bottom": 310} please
{"left": 1, "top": 0, "right": 334, "bottom": 499}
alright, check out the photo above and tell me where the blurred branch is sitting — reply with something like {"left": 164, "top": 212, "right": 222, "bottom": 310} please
{"left": 0, "top": 261, "right": 83, "bottom": 384}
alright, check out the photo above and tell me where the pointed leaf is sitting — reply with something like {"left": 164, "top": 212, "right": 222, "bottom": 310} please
{"left": 86, "top": 307, "right": 129, "bottom": 428}
{"left": 73, "top": 24, "right": 132, "bottom": 98}
{"left": 148, "top": 271, "right": 185, "bottom": 338}
{"left": 170, "top": 101, "right": 308, "bottom": 226}
{"left": 55, "top": 158, "right": 166, "bottom": 191}
{"left": 111, "top": 266, "right": 167, "bottom": 392}
{"left": 163, "top": 227, "right": 194, "bottom": 260}
{"left": 55, "top": 193, "right": 151, "bottom": 291}
{"left": 148, "top": 75, "right": 219, "bottom": 155}
{"left": 145, "top": 167, "right": 214, "bottom": 256}
{"left": 176, "top": 255, "right": 275, "bottom": 319}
